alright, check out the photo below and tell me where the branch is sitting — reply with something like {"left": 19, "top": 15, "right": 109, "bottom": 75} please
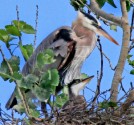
{"left": 96, "top": 45, "right": 115, "bottom": 70}
{"left": 130, "top": 7, "right": 134, "bottom": 41}
{"left": 91, "top": 38, "right": 103, "bottom": 105}
{"left": 33, "top": 5, "right": 39, "bottom": 49}
{"left": 0, "top": 46, "right": 13, "bottom": 75}
{"left": 89, "top": 0, "right": 123, "bottom": 26}
{"left": 120, "top": 90, "right": 134, "bottom": 115}
{"left": 16, "top": 5, "right": 22, "bottom": 43}
{"left": 110, "top": 0, "right": 130, "bottom": 102}
{"left": 0, "top": 47, "right": 31, "bottom": 118}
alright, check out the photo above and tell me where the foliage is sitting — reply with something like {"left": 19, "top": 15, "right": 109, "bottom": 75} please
{"left": 127, "top": 55, "right": 134, "bottom": 75}
{"left": 70, "top": 0, "right": 87, "bottom": 10}
{"left": 70, "top": 0, "right": 131, "bottom": 11}
{"left": 0, "top": 0, "right": 134, "bottom": 124}
{"left": 99, "top": 101, "right": 117, "bottom": 109}
{"left": 0, "top": 19, "right": 68, "bottom": 118}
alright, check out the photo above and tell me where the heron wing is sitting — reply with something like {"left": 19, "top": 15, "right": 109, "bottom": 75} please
{"left": 22, "top": 26, "right": 74, "bottom": 75}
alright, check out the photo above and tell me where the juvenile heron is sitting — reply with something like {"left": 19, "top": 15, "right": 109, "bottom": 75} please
{"left": 6, "top": 11, "right": 118, "bottom": 110}
{"left": 58, "top": 76, "right": 94, "bottom": 124}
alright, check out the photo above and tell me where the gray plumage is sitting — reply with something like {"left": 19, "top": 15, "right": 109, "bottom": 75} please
{"left": 6, "top": 11, "right": 118, "bottom": 110}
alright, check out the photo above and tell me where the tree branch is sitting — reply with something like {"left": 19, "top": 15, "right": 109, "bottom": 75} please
{"left": 89, "top": 0, "right": 123, "bottom": 26}
{"left": 110, "top": 0, "right": 130, "bottom": 102}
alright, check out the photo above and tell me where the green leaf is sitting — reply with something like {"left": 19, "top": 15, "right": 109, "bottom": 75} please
{"left": 129, "top": 60, "right": 134, "bottom": 66}
{"left": 12, "top": 72, "right": 22, "bottom": 80}
{"left": 29, "top": 109, "right": 40, "bottom": 118}
{"left": 96, "top": 0, "right": 106, "bottom": 8}
{"left": 0, "top": 71, "right": 16, "bottom": 81}
{"left": 36, "top": 49, "right": 55, "bottom": 69}
{"left": 5, "top": 25, "right": 21, "bottom": 36}
{"left": 17, "top": 74, "right": 39, "bottom": 89}
{"left": 44, "top": 49, "right": 55, "bottom": 58}
{"left": 108, "top": 101, "right": 117, "bottom": 107}
{"left": 0, "top": 56, "right": 20, "bottom": 80}
{"left": 70, "top": 0, "right": 87, "bottom": 10}
{"left": 13, "top": 103, "right": 25, "bottom": 113}
{"left": 20, "top": 44, "right": 34, "bottom": 61}
{"left": 99, "top": 101, "right": 109, "bottom": 109}
{"left": 40, "top": 69, "right": 59, "bottom": 88}
{"left": 126, "top": 0, "right": 131, "bottom": 12}
{"left": 62, "top": 86, "right": 69, "bottom": 95}
{"left": 55, "top": 93, "right": 69, "bottom": 108}
{"left": 110, "top": 24, "right": 117, "bottom": 31}
{"left": 8, "top": 56, "right": 20, "bottom": 72}
{"left": 36, "top": 52, "right": 46, "bottom": 68}
{"left": 107, "top": 0, "right": 117, "bottom": 8}
{"left": 12, "top": 20, "right": 26, "bottom": 30}
{"left": 130, "top": 69, "right": 134, "bottom": 75}
{"left": 24, "top": 118, "right": 31, "bottom": 125}
{"left": 13, "top": 20, "right": 35, "bottom": 34}
{"left": 99, "top": 101, "right": 117, "bottom": 109}
{"left": 28, "top": 99, "right": 37, "bottom": 109}
{"left": 32, "top": 85, "right": 51, "bottom": 101}
{"left": 9, "top": 72, "right": 22, "bottom": 83}
{"left": 22, "top": 24, "right": 35, "bottom": 34}
{"left": 127, "top": 55, "right": 133, "bottom": 59}
{"left": 0, "top": 29, "right": 10, "bottom": 43}
{"left": 80, "top": 73, "right": 89, "bottom": 79}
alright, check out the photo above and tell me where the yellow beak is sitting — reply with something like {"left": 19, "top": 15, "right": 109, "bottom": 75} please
{"left": 81, "top": 75, "right": 94, "bottom": 84}
{"left": 97, "top": 26, "right": 119, "bottom": 45}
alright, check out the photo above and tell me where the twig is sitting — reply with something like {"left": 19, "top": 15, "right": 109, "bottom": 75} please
{"left": 96, "top": 44, "right": 116, "bottom": 70}
{"left": 33, "top": 5, "right": 39, "bottom": 49}
{"left": 0, "top": 46, "right": 13, "bottom": 75}
{"left": 11, "top": 110, "right": 13, "bottom": 125}
{"left": 16, "top": 87, "right": 32, "bottom": 118}
{"left": 6, "top": 43, "right": 13, "bottom": 56}
{"left": 11, "top": 45, "right": 19, "bottom": 55}
{"left": 92, "top": 38, "right": 103, "bottom": 104}
{"left": 16, "top": 5, "right": 22, "bottom": 44}
{"left": 130, "top": 82, "right": 134, "bottom": 90}
{"left": 119, "top": 77, "right": 127, "bottom": 95}
{"left": 130, "top": 7, "right": 134, "bottom": 41}
{"left": 1, "top": 47, "right": 31, "bottom": 118}
{"left": 128, "top": 7, "right": 134, "bottom": 53}
{"left": 0, "top": 46, "right": 32, "bottom": 121}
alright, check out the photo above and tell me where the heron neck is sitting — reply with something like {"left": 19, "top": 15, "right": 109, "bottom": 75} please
{"left": 68, "top": 86, "right": 77, "bottom": 99}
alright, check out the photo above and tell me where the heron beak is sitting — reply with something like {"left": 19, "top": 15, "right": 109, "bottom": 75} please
{"left": 97, "top": 26, "right": 119, "bottom": 45}
{"left": 81, "top": 75, "right": 94, "bottom": 84}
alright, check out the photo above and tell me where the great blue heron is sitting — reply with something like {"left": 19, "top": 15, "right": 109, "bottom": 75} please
{"left": 6, "top": 11, "right": 118, "bottom": 110}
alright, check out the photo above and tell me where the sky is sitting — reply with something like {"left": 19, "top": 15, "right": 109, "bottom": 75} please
{"left": 0, "top": 0, "right": 134, "bottom": 117}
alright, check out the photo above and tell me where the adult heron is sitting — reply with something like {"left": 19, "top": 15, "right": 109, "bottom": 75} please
{"left": 6, "top": 11, "right": 118, "bottom": 110}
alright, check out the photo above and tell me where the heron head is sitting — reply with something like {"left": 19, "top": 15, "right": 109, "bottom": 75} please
{"left": 77, "top": 11, "right": 119, "bottom": 45}
{"left": 69, "top": 75, "right": 94, "bottom": 96}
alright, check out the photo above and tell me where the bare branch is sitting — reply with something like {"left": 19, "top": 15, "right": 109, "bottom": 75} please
{"left": 92, "top": 38, "right": 103, "bottom": 106}
{"left": 130, "top": 7, "right": 134, "bottom": 41}
{"left": 16, "top": 5, "right": 22, "bottom": 44}
{"left": 96, "top": 44, "right": 116, "bottom": 70}
{"left": 33, "top": 5, "right": 39, "bottom": 49}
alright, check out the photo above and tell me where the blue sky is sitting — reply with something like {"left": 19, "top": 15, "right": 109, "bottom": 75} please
{"left": 0, "top": 0, "right": 133, "bottom": 115}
